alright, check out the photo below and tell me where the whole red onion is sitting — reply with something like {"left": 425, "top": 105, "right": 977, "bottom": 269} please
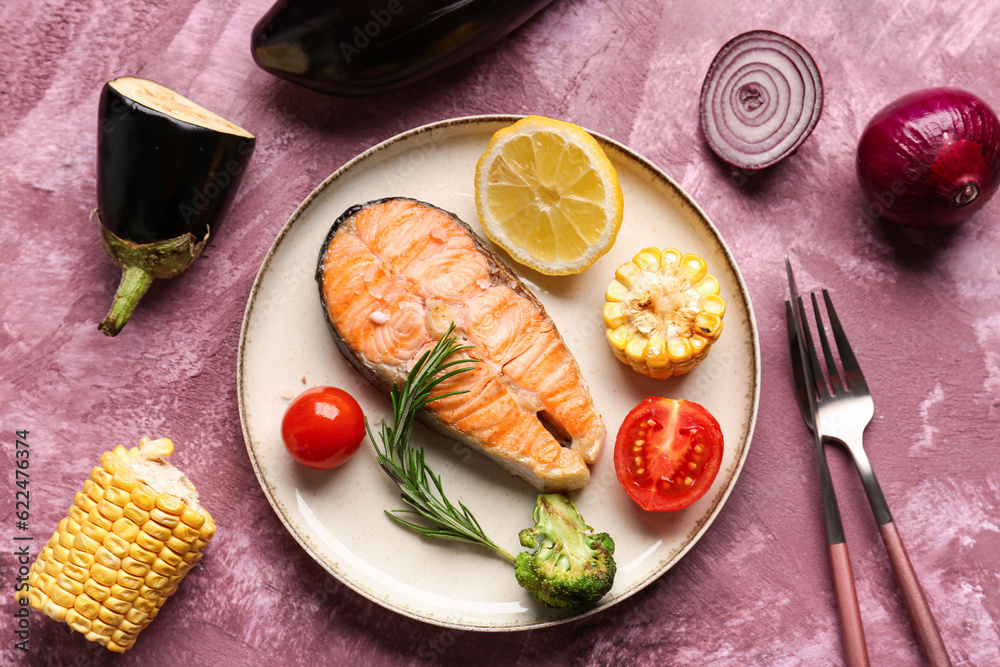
{"left": 856, "top": 88, "right": 1000, "bottom": 227}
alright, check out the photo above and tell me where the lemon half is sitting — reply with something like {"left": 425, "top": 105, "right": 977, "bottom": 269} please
{"left": 475, "top": 116, "right": 624, "bottom": 276}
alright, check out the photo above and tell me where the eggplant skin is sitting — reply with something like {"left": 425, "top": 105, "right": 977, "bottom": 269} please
{"left": 251, "top": 0, "right": 556, "bottom": 96}
{"left": 97, "top": 83, "right": 255, "bottom": 245}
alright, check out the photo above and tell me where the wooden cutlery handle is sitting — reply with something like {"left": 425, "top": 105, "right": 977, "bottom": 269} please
{"left": 878, "top": 521, "right": 951, "bottom": 666}
{"left": 829, "top": 542, "right": 870, "bottom": 667}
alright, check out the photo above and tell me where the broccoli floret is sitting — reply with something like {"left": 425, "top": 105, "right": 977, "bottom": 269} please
{"left": 514, "top": 494, "right": 616, "bottom": 610}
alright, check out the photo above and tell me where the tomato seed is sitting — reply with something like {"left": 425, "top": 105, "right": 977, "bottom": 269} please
{"left": 684, "top": 476, "right": 694, "bottom": 486}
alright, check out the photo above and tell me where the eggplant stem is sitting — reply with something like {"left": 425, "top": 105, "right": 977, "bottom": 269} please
{"left": 99, "top": 265, "right": 154, "bottom": 337}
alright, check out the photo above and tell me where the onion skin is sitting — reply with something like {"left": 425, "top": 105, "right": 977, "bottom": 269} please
{"left": 856, "top": 88, "right": 1000, "bottom": 227}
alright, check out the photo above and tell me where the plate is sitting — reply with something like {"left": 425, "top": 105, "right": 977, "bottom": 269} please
{"left": 237, "top": 115, "right": 760, "bottom": 630}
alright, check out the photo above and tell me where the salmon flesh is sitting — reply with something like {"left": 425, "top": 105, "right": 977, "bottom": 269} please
{"left": 316, "top": 198, "right": 605, "bottom": 492}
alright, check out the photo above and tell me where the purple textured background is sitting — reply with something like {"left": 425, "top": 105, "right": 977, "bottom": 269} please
{"left": 2, "top": 0, "right": 999, "bottom": 665}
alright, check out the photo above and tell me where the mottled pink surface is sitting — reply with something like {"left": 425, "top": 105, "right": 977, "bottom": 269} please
{"left": 2, "top": 0, "right": 999, "bottom": 665}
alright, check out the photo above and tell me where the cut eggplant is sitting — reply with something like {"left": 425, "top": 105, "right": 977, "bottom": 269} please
{"left": 251, "top": 0, "right": 557, "bottom": 96}
{"left": 96, "top": 76, "right": 255, "bottom": 336}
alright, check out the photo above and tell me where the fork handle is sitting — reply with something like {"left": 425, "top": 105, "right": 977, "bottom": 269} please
{"left": 878, "top": 521, "right": 952, "bottom": 666}
{"left": 818, "top": 448, "right": 870, "bottom": 666}
{"left": 828, "top": 542, "right": 870, "bottom": 667}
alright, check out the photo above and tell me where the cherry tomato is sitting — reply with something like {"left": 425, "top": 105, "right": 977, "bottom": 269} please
{"left": 281, "top": 386, "right": 366, "bottom": 469}
{"left": 614, "top": 397, "right": 724, "bottom": 511}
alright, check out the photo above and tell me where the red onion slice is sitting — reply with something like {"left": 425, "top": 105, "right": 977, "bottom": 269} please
{"left": 700, "top": 31, "right": 823, "bottom": 170}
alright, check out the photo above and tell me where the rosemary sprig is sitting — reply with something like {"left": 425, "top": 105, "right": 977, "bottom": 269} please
{"left": 367, "top": 324, "right": 515, "bottom": 563}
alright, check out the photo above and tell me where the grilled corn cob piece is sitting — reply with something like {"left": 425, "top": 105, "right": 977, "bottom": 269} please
{"left": 14, "top": 437, "right": 215, "bottom": 653}
{"left": 603, "top": 248, "right": 725, "bottom": 379}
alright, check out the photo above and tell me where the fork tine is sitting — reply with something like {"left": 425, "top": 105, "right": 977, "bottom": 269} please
{"left": 785, "top": 300, "right": 813, "bottom": 429}
{"left": 811, "top": 292, "right": 845, "bottom": 394}
{"left": 796, "top": 295, "right": 829, "bottom": 399}
{"left": 823, "top": 289, "right": 870, "bottom": 393}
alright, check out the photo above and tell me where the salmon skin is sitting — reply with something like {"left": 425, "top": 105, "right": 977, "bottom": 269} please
{"left": 316, "top": 197, "right": 605, "bottom": 492}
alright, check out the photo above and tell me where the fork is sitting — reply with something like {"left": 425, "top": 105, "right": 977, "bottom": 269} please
{"left": 785, "top": 298, "right": 869, "bottom": 667}
{"left": 786, "top": 258, "right": 951, "bottom": 666}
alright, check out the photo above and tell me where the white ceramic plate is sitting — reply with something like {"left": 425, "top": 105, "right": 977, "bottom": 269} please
{"left": 237, "top": 116, "right": 760, "bottom": 631}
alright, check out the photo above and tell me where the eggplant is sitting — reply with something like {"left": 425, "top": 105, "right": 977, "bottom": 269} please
{"left": 251, "top": 0, "right": 557, "bottom": 96}
{"left": 96, "top": 77, "right": 255, "bottom": 336}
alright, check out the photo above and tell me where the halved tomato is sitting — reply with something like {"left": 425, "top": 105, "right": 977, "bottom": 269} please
{"left": 614, "top": 397, "right": 724, "bottom": 511}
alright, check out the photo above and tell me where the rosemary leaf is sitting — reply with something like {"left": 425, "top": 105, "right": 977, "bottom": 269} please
{"left": 368, "top": 324, "right": 515, "bottom": 563}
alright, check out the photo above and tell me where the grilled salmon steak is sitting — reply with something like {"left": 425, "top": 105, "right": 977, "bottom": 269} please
{"left": 317, "top": 198, "right": 605, "bottom": 491}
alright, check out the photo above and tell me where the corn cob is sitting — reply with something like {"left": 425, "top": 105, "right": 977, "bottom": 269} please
{"left": 14, "top": 437, "right": 215, "bottom": 653}
{"left": 603, "top": 248, "right": 725, "bottom": 379}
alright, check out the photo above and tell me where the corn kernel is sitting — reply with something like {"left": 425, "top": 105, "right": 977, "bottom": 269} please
{"left": 680, "top": 253, "right": 707, "bottom": 283}
{"left": 68, "top": 505, "right": 88, "bottom": 525}
{"left": 116, "top": 570, "right": 143, "bottom": 590}
{"left": 113, "top": 518, "right": 140, "bottom": 542}
{"left": 633, "top": 248, "right": 660, "bottom": 271}
{"left": 702, "top": 294, "right": 726, "bottom": 317}
{"left": 155, "top": 494, "right": 185, "bottom": 516}
{"left": 93, "top": 546, "right": 121, "bottom": 570}
{"left": 150, "top": 507, "right": 180, "bottom": 527}
{"left": 103, "top": 595, "right": 131, "bottom": 615}
{"left": 84, "top": 480, "right": 103, "bottom": 503}
{"left": 659, "top": 248, "right": 683, "bottom": 269}
{"left": 84, "top": 579, "right": 111, "bottom": 602}
{"left": 110, "top": 584, "right": 140, "bottom": 602}
{"left": 103, "top": 533, "right": 130, "bottom": 559}
{"left": 112, "top": 470, "right": 138, "bottom": 492}
{"left": 144, "top": 571, "right": 169, "bottom": 589}
{"left": 63, "top": 561, "right": 90, "bottom": 583}
{"left": 130, "top": 485, "right": 157, "bottom": 511}
{"left": 65, "top": 608, "right": 93, "bottom": 633}
{"left": 602, "top": 302, "right": 627, "bottom": 329}
{"left": 615, "top": 261, "right": 642, "bottom": 288}
{"left": 130, "top": 541, "right": 158, "bottom": 564}
{"left": 141, "top": 521, "right": 171, "bottom": 542}
{"left": 42, "top": 598, "right": 69, "bottom": 622}
{"left": 80, "top": 521, "right": 108, "bottom": 543}
{"left": 91, "top": 468, "right": 113, "bottom": 488}
{"left": 625, "top": 333, "right": 648, "bottom": 362}
{"left": 123, "top": 504, "right": 150, "bottom": 525}
{"left": 667, "top": 337, "right": 692, "bottom": 362}
{"left": 52, "top": 543, "right": 71, "bottom": 563}
{"left": 90, "top": 618, "right": 116, "bottom": 637}
{"left": 55, "top": 573, "right": 85, "bottom": 596}
{"left": 124, "top": 608, "right": 148, "bottom": 625}
{"left": 605, "top": 280, "right": 629, "bottom": 303}
{"left": 110, "top": 631, "right": 134, "bottom": 647}
{"left": 48, "top": 583, "right": 76, "bottom": 607}
{"left": 44, "top": 557, "right": 64, "bottom": 577}
{"left": 164, "top": 536, "right": 191, "bottom": 555}
{"left": 90, "top": 563, "right": 118, "bottom": 587}
{"left": 121, "top": 556, "right": 150, "bottom": 578}
{"left": 104, "top": 486, "right": 131, "bottom": 507}
{"left": 136, "top": 530, "right": 164, "bottom": 553}
{"left": 137, "top": 585, "right": 159, "bottom": 600}
{"left": 28, "top": 589, "right": 45, "bottom": 609}
{"left": 98, "top": 499, "right": 125, "bottom": 522}
{"left": 132, "top": 596, "right": 156, "bottom": 613}
{"left": 73, "top": 594, "right": 101, "bottom": 620}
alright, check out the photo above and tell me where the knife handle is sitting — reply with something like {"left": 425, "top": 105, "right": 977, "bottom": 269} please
{"left": 878, "top": 521, "right": 951, "bottom": 666}
{"left": 829, "top": 542, "right": 870, "bottom": 667}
